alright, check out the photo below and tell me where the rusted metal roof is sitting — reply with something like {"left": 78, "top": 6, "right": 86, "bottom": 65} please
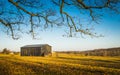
{"left": 21, "top": 44, "right": 51, "bottom": 47}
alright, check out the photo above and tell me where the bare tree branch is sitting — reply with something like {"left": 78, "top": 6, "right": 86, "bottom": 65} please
{"left": 0, "top": 0, "right": 120, "bottom": 39}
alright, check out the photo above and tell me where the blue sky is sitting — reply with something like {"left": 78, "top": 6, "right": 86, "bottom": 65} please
{"left": 0, "top": 0, "right": 120, "bottom": 51}
{"left": 0, "top": 15, "right": 120, "bottom": 51}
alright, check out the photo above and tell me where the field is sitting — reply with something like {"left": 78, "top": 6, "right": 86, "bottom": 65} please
{"left": 0, "top": 53, "right": 120, "bottom": 75}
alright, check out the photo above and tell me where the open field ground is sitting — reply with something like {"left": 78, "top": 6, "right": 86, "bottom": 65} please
{"left": 0, "top": 53, "right": 120, "bottom": 75}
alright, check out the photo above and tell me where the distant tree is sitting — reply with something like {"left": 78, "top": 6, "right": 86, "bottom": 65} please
{"left": 0, "top": 50, "right": 1, "bottom": 52}
{"left": 2, "top": 48, "right": 11, "bottom": 54}
{"left": 0, "top": 0, "right": 120, "bottom": 39}
{"left": 13, "top": 52, "right": 20, "bottom": 55}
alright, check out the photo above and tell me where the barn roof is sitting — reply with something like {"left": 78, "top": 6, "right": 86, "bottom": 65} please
{"left": 21, "top": 44, "right": 51, "bottom": 48}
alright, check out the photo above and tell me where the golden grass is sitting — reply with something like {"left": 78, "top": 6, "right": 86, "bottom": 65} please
{"left": 0, "top": 53, "right": 120, "bottom": 75}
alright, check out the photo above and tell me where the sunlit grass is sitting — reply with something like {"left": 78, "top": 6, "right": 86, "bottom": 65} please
{"left": 0, "top": 53, "right": 120, "bottom": 75}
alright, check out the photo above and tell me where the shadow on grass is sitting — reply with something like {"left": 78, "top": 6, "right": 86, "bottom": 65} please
{"left": 57, "top": 57, "right": 120, "bottom": 63}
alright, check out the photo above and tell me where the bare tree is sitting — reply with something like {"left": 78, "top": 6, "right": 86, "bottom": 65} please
{"left": 2, "top": 48, "right": 11, "bottom": 54}
{"left": 0, "top": 0, "right": 120, "bottom": 39}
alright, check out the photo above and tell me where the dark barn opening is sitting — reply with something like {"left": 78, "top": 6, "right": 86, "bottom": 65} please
{"left": 21, "top": 44, "right": 52, "bottom": 56}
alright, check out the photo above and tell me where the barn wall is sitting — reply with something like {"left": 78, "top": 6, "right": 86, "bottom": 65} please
{"left": 21, "top": 47, "right": 27, "bottom": 56}
{"left": 46, "top": 45, "right": 51, "bottom": 54}
{"left": 21, "top": 47, "right": 42, "bottom": 56}
{"left": 43, "top": 45, "right": 51, "bottom": 56}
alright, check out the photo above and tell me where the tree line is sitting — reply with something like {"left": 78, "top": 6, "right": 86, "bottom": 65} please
{"left": 0, "top": 48, "right": 19, "bottom": 55}
{"left": 56, "top": 47, "right": 120, "bottom": 56}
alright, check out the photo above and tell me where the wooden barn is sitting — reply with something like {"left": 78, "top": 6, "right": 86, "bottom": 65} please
{"left": 21, "top": 44, "right": 52, "bottom": 56}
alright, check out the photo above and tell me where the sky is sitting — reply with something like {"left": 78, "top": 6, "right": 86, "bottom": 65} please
{"left": 0, "top": 0, "right": 120, "bottom": 51}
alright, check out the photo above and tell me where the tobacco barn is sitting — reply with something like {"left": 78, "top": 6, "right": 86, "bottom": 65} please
{"left": 21, "top": 44, "right": 52, "bottom": 56}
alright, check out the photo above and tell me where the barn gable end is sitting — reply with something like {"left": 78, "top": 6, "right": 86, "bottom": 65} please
{"left": 21, "top": 44, "right": 52, "bottom": 56}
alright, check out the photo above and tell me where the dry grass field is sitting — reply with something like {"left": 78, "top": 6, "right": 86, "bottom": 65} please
{"left": 0, "top": 53, "right": 120, "bottom": 75}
